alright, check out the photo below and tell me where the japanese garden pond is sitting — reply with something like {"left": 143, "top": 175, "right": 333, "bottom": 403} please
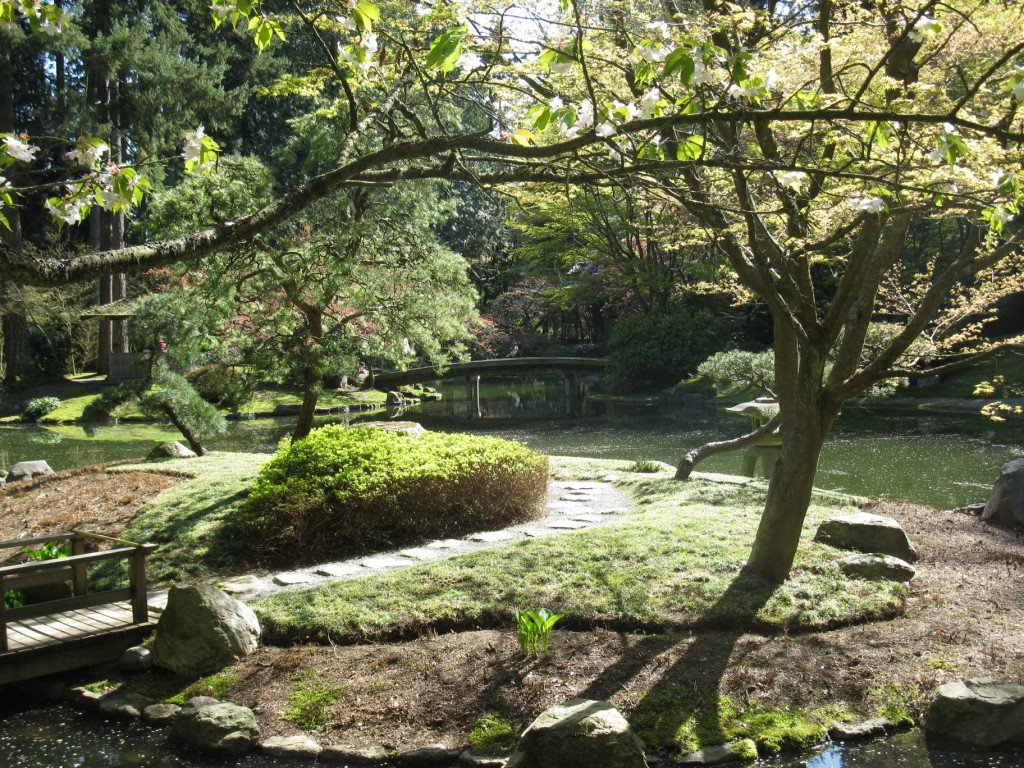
{"left": 1, "top": 376, "right": 1021, "bottom": 509}
{"left": 1, "top": 705, "right": 1021, "bottom": 768}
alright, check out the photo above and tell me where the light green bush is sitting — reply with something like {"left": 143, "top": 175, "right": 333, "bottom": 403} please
{"left": 240, "top": 426, "right": 548, "bottom": 563}
{"left": 22, "top": 396, "right": 61, "bottom": 422}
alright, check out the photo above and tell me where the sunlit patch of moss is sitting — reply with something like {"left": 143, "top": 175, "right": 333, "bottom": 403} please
{"left": 283, "top": 677, "right": 343, "bottom": 732}
{"left": 467, "top": 713, "right": 518, "bottom": 754}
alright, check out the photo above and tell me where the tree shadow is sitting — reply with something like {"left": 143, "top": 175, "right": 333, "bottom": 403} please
{"left": 578, "top": 571, "right": 779, "bottom": 754}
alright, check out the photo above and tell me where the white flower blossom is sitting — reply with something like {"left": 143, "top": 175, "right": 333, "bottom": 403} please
{"left": 549, "top": 59, "right": 574, "bottom": 75}
{"left": 852, "top": 195, "right": 886, "bottom": 214}
{"left": 335, "top": 13, "right": 358, "bottom": 32}
{"left": 414, "top": 3, "right": 432, "bottom": 15}
{"left": 68, "top": 141, "right": 108, "bottom": 169}
{"left": 942, "top": 122, "right": 957, "bottom": 134}
{"left": 3, "top": 135, "right": 40, "bottom": 163}
{"left": 991, "top": 169, "right": 1008, "bottom": 188}
{"left": 456, "top": 50, "right": 483, "bottom": 71}
{"left": 612, "top": 100, "right": 638, "bottom": 121}
{"left": 46, "top": 197, "right": 89, "bottom": 226}
{"left": 992, "top": 207, "right": 1013, "bottom": 225}
{"left": 360, "top": 33, "right": 378, "bottom": 54}
{"left": 576, "top": 101, "right": 595, "bottom": 128}
{"left": 908, "top": 15, "right": 940, "bottom": 43}
{"left": 776, "top": 171, "right": 807, "bottom": 192}
{"left": 927, "top": 147, "right": 946, "bottom": 164}
{"left": 182, "top": 125, "right": 209, "bottom": 167}
{"left": 548, "top": 96, "right": 564, "bottom": 111}
{"left": 764, "top": 68, "right": 779, "bottom": 90}
{"left": 1011, "top": 80, "right": 1024, "bottom": 100}
{"left": 691, "top": 61, "right": 714, "bottom": 86}
{"left": 636, "top": 44, "right": 668, "bottom": 63}
{"left": 0, "top": 175, "right": 9, "bottom": 190}
{"left": 728, "top": 82, "right": 760, "bottom": 100}
{"left": 211, "top": 4, "right": 234, "bottom": 20}
{"left": 646, "top": 21, "right": 670, "bottom": 38}
{"left": 596, "top": 121, "right": 616, "bottom": 138}
{"left": 639, "top": 88, "right": 661, "bottom": 118}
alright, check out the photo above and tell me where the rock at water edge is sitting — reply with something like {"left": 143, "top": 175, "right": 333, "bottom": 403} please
{"left": 8, "top": 460, "right": 54, "bottom": 483}
{"left": 505, "top": 698, "right": 647, "bottom": 768}
{"left": 924, "top": 678, "right": 1024, "bottom": 747}
{"left": 170, "top": 702, "right": 260, "bottom": 755}
{"left": 151, "top": 584, "right": 260, "bottom": 677}
{"left": 982, "top": 457, "right": 1024, "bottom": 529}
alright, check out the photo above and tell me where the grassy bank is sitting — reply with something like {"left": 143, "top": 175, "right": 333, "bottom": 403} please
{"left": 0, "top": 375, "right": 386, "bottom": 424}
{"left": 254, "top": 458, "right": 904, "bottom": 643}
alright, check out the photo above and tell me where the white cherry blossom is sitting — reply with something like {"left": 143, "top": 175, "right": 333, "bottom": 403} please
{"left": 776, "top": 171, "right": 807, "bottom": 191}
{"left": 909, "top": 15, "right": 940, "bottom": 43}
{"left": 1011, "top": 79, "right": 1024, "bottom": 100}
{"left": 549, "top": 60, "right": 574, "bottom": 75}
{"left": 182, "top": 125, "right": 207, "bottom": 165}
{"left": 548, "top": 96, "right": 564, "bottom": 111}
{"left": 639, "top": 88, "right": 661, "bottom": 118}
{"left": 336, "top": 14, "right": 358, "bottom": 32}
{"left": 3, "top": 135, "right": 40, "bottom": 163}
{"left": 927, "top": 147, "right": 946, "bottom": 164}
{"left": 68, "top": 141, "right": 108, "bottom": 169}
{"left": 595, "top": 121, "right": 616, "bottom": 138}
{"left": 636, "top": 44, "right": 668, "bottom": 63}
{"left": 852, "top": 195, "right": 886, "bottom": 213}
{"left": 456, "top": 50, "right": 483, "bottom": 71}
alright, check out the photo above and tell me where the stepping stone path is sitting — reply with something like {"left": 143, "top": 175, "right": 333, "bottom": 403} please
{"left": 236, "top": 479, "right": 633, "bottom": 601}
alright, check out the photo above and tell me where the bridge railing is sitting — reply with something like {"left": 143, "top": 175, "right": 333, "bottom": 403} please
{"left": 0, "top": 530, "right": 155, "bottom": 653}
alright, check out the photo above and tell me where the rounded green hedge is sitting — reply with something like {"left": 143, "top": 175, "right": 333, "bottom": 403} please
{"left": 240, "top": 425, "right": 549, "bottom": 563}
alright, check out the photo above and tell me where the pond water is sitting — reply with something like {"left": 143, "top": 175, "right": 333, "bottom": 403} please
{"left": 1, "top": 376, "right": 1021, "bottom": 508}
{"left": 1, "top": 706, "right": 1021, "bottom": 768}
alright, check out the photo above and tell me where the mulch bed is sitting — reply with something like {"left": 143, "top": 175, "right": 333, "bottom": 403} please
{"left": 0, "top": 467, "right": 179, "bottom": 563}
{"left": 226, "top": 500, "right": 1024, "bottom": 752}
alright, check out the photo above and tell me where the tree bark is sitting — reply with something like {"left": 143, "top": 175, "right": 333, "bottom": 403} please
{"left": 675, "top": 413, "right": 783, "bottom": 480}
{"left": 160, "top": 404, "right": 207, "bottom": 456}
{"left": 292, "top": 369, "right": 320, "bottom": 441}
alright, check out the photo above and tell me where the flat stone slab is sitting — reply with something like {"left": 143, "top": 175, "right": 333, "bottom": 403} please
{"left": 314, "top": 563, "right": 363, "bottom": 578}
{"left": 426, "top": 539, "right": 463, "bottom": 550}
{"left": 469, "top": 530, "right": 515, "bottom": 543}
{"left": 360, "top": 555, "right": 410, "bottom": 569}
{"left": 272, "top": 572, "right": 313, "bottom": 586}
{"left": 547, "top": 501, "right": 590, "bottom": 513}
{"left": 399, "top": 548, "right": 442, "bottom": 561}
{"left": 596, "top": 507, "right": 629, "bottom": 515}
{"left": 829, "top": 717, "right": 893, "bottom": 741}
{"left": 218, "top": 575, "right": 263, "bottom": 594}
{"left": 322, "top": 744, "right": 389, "bottom": 764}
{"left": 546, "top": 520, "right": 588, "bottom": 530}
{"left": 262, "top": 734, "right": 322, "bottom": 758}
{"left": 568, "top": 514, "right": 605, "bottom": 523}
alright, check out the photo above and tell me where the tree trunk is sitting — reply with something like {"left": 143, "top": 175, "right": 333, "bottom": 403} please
{"left": 675, "top": 413, "right": 783, "bottom": 480}
{"left": 161, "top": 404, "right": 207, "bottom": 456}
{"left": 292, "top": 368, "right": 320, "bottom": 441}
{"left": 743, "top": 403, "right": 831, "bottom": 582}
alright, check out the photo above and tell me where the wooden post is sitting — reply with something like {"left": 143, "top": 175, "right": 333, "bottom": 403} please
{"left": 71, "top": 534, "right": 87, "bottom": 597}
{"left": 0, "top": 573, "right": 8, "bottom": 653}
{"left": 129, "top": 548, "right": 148, "bottom": 624}
{"left": 466, "top": 375, "right": 481, "bottom": 419}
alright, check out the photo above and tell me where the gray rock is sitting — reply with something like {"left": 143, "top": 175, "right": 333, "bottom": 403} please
{"left": 171, "top": 701, "right": 260, "bottom": 755}
{"left": 148, "top": 441, "right": 197, "bottom": 460}
{"left": 98, "top": 698, "right": 142, "bottom": 719}
{"left": 385, "top": 391, "right": 404, "bottom": 406}
{"left": 182, "top": 696, "right": 221, "bottom": 710}
{"left": 321, "top": 744, "right": 389, "bottom": 764}
{"left": 272, "top": 571, "right": 312, "bottom": 586}
{"left": 457, "top": 752, "right": 507, "bottom": 767}
{"left": 677, "top": 740, "right": 757, "bottom": 764}
{"left": 924, "top": 678, "right": 1024, "bottom": 747}
{"left": 359, "top": 420, "right": 426, "bottom": 436}
{"left": 119, "top": 645, "right": 153, "bottom": 673}
{"left": 505, "top": 699, "right": 648, "bottom": 768}
{"left": 151, "top": 584, "right": 260, "bottom": 676}
{"left": 64, "top": 686, "right": 103, "bottom": 707}
{"left": 829, "top": 718, "right": 894, "bottom": 741}
{"left": 218, "top": 574, "right": 264, "bottom": 594}
{"left": 261, "top": 734, "right": 322, "bottom": 758}
{"left": 814, "top": 512, "right": 918, "bottom": 562}
{"left": 839, "top": 554, "right": 916, "bottom": 582}
{"left": 143, "top": 703, "right": 181, "bottom": 726}
{"left": 982, "top": 457, "right": 1024, "bottom": 529}
{"left": 395, "top": 745, "right": 460, "bottom": 766}
{"left": 8, "top": 460, "right": 53, "bottom": 483}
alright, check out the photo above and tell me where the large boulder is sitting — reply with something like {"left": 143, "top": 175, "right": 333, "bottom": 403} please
{"left": 170, "top": 701, "right": 260, "bottom": 755}
{"left": 924, "top": 678, "right": 1024, "bottom": 747}
{"left": 814, "top": 512, "right": 918, "bottom": 563}
{"left": 505, "top": 699, "right": 648, "bottom": 768}
{"left": 7, "top": 460, "right": 54, "bottom": 483}
{"left": 981, "top": 457, "right": 1024, "bottom": 529}
{"left": 151, "top": 584, "right": 260, "bottom": 676}
{"left": 148, "top": 441, "right": 197, "bottom": 460}
{"left": 839, "top": 553, "right": 916, "bottom": 582}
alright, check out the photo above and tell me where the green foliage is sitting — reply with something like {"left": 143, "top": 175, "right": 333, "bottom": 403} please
{"left": 22, "top": 396, "right": 61, "bottom": 422}
{"left": 22, "top": 541, "right": 71, "bottom": 561}
{"left": 516, "top": 608, "right": 563, "bottom": 656}
{"left": 81, "top": 382, "right": 147, "bottom": 423}
{"left": 241, "top": 426, "right": 548, "bottom": 563}
{"left": 4, "top": 589, "right": 24, "bottom": 609}
{"left": 139, "top": 362, "right": 227, "bottom": 451}
{"left": 698, "top": 350, "right": 776, "bottom": 397}
{"left": 185, "top": 364, "right": 251, "bottom": 409}
{"left": 626, "top": 460, "right": 662, "bottom": 473}
{"left": 608, "top": 309, "right": 737, "bottom": 393}
{"left": 467, "top": 713, "right": 518, "bottom": 755}
{"left": 167, "top": 670, "right": 241, "bottom": 704}
{"left": 283, "top": 678, "right": 343, "bottom": 732}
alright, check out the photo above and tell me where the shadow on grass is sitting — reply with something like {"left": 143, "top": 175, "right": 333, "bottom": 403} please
{"left": 580, "top": 571, "right": 778, "bottom": 753}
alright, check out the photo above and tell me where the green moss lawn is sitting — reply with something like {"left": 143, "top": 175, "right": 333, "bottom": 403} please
{"left": 254, "top": 457, "right": 904, "bottom": 643}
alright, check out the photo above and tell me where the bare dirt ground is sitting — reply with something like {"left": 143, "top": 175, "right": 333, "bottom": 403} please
{"left": 0, "top": 467, "right": 179, "bottom": 562}
{"left": 226, "top": 500, "right": 1024, "bottom": 753}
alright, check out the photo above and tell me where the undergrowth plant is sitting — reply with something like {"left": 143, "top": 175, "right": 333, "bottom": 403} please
{"left": 22, "top": 541, "right": 71, "bottom": 561}
{"left": 22, "top": 396, "right": 61, "bottom": 422}
{"left": 516, "top": 608, "right": 563, "bottom": 656}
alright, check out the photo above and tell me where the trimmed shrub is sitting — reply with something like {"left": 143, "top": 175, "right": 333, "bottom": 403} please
{"left": 240, "top": 426, "right": 549, "bottom": 563}
{"left": 81, "top": 382, "right": 146, "bottom": 423}
{"left": 185, "top": 364, "right": 251, "bottom": 408}
{"left": 139, "top": 362, "right": 227, "bottom": 455}
{"left": 22, "top": 397, "right": 61, "bottom": 422}
{"left": 607, "top": 309, "right": 737, "bottom": 393}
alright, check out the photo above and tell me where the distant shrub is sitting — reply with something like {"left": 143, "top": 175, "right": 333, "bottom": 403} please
{"left": 22, "top": 397, "right": 61, "bottom": 422}
{"left": 626, "top": 460, "right": 662, "bottom": 473}
{"left": 697, "top": 349, "right": 777, "bottom": 397}
{"left": 81, "top": 382, "right": 145, "bottom": 422}
{"left": 608, "top": 309, "right": 737, "bottom": 393}
{"left": 185, "top": 364, "right": 251, "bottom": 408}
{"left": 240, "top": 426, "right": 549, "bottom": 563}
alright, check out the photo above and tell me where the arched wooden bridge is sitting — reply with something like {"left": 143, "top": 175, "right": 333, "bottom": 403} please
{"left": 372, "top": 357, "right": 608, "bottom": 389}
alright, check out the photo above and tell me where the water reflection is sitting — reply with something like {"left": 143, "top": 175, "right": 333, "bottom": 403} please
{"left": 789, "top": 731, "right": 1024, "bottom": 768}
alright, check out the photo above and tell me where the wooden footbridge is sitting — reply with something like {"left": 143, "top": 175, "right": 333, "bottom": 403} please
{"left": 373, "top": 357, "right": 607, "bottom": 418}
{"left": 0, "top": 531, "right": 158, "bottom": 685}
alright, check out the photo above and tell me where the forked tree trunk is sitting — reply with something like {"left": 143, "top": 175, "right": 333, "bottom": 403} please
{"left": 743, "top": 404, "right": 832, "bottom": 582}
